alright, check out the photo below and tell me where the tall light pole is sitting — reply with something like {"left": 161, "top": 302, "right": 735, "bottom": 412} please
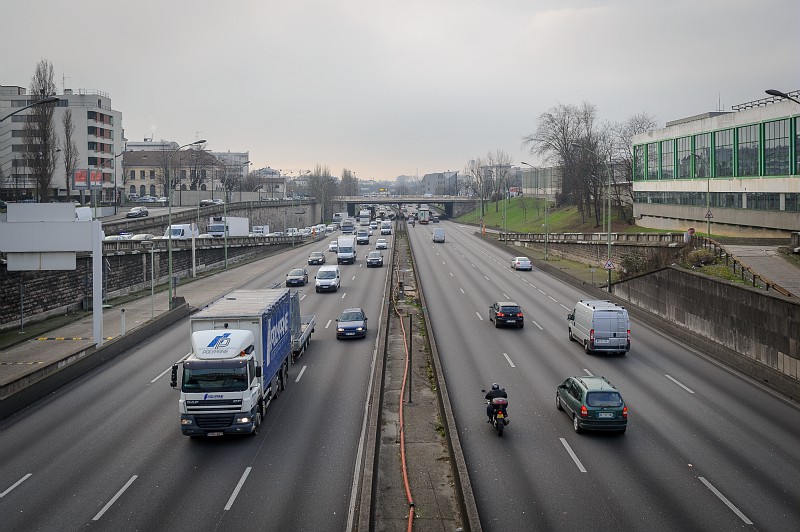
{"left": 521, "top": 162, "right": 547, "bottom": 260}
{"left": 571, "top": 143, "right": 613, "bottom": 291}
{"left": 691, "top": 152, "right": 711, "bottom": 239}
{"left": 167, "top": 140, "right": 206, "bottom": 306}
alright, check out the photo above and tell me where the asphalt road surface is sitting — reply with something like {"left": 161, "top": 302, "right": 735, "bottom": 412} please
{"left": 406, "top": 219, "right": 800, "bottom": 531}
{"left": 0, "top": 234, "right": 391, "bottom": 531}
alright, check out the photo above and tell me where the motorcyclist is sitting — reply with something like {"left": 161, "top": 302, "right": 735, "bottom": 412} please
{"left": 485, "top": 383, "right": 508, "bottom": 422}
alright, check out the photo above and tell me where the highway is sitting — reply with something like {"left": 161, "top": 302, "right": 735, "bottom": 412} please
{"left": 407, "top": 219, "right": 800, "bottom": 530}
{"left": 0, "top": 232, "right": 391, "bottom": 531}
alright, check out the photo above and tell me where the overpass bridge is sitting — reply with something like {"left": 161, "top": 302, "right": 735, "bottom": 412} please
{"left": 331, "top": 195, "right": 478, "bottom": 218}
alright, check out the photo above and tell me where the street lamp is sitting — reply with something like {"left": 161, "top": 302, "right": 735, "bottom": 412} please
{"left": 0, "top": 96, "right": 59, "bottom": 123}
{"left": 167, "top": 140, "right": 206, "bottom": 306}
{"left": 571, "top": 143, "right": 613, "bottom": 291}
{"left": 765, "top": 89, "right": 800, "bottom": 105}
{"left": 521, "top": 162, "right": 548, "bottom": 260}
{"left": 691, "top": 152, "right": 712, "bottom": 239}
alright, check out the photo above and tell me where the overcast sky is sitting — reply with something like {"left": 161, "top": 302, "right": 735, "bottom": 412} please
{"left": 3, "top": 0, "right": 798, "bottom": 180}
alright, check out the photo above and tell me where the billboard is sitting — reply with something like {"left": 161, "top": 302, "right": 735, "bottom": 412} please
{"left": 73, "top": 169, "right": 103, "bottom": 190}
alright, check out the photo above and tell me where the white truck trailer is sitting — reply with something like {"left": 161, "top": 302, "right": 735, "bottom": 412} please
{"left": 171, "top": 288, "right": 313, "bottom": 437}
{"left": 208, "top": 216, "right": 250, "bottom": 237}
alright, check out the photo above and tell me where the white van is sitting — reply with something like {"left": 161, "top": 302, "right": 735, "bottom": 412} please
{"left": 315, "top": 265, "right": 341, "bottom": 293}
{"left": 567, "top": 300, "right": 630, "bottom": 354}
{"left": 163, "top": 223, "right": 199, "bottom": 239}
{"left": 432, "top": 227, "right": 445, "bottom": 243}
{"left": 337, "top": 235, "right": 357, "bottom": 264}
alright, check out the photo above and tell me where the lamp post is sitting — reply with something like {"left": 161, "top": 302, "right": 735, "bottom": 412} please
{"left": 141, "top": 240, "right": 155, "bottom": 318}
{"left": 765, "top": 89, "right": 800, "bottom": 105}
{"left": 167, "top": 140, "right": 206, "bottom": 306}
{"left": 571, "top": 143, "right": 613, "bottom": 291}
{"left": 691, "top": 152, "right": 711, "bottom": 239}
{"left": 521, "top": 162, "right": 547, "bottom": 260}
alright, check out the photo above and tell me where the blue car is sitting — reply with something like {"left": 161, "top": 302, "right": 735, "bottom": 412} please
{"left": 336, "top": 308, "right": 368, "bottom": 339}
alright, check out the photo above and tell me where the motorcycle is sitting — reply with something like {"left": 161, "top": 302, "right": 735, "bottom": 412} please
{"left": 484, "top": 395, "right": 509, "bottom": 437}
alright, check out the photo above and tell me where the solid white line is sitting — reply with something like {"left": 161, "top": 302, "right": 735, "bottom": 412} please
{"left": 665, "top": 374, "right": 695, "bottom": 393}
{"left": 476, "top": 312, "right": 484, "bottom": 321}
{"left": 1, "top": 473, "right": 32, "bottom": 498}
{"left": 460, "top": 288, "right": 465, "bottom": 294}
{"left": 583, "top": 368, "right": 593, "bottom": 376}
{"left": 93, "top": 475, "right": 138, "bottom": 521}
{"left": 559, "top": 438, "right": 587, "bottom": 473}
{"left": 548, "top": 296, "right": 558, "bottom": 303}
{"left": 152, "top": 353, "right": 191, "bottom": 383}
{"left": 325, "top": 319, "right": 332, "bottom": 328}
{"left": 503, "top": 353, "right": 516, "bottom": 368}
{"left": 295, "top": 365, "right": 307, "bottom": 382}
{"left": 225, "top": 467, "right": 252, "bottom": 511}
{"left": 531, "top": 320, "right": 543, "bottom": 330}
{"left": 698, "top": 476, "right": 753, "bottom": 524}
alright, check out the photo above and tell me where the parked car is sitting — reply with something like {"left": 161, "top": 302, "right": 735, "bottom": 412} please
{"left": 308, "top": 251, "right": 326, "bottom": 265}
{"left": 511, "top": 256, "right": 532, "bottom": 271}
{"left": 375, "top": 238, "right": 388, "bottom": 250}
{"left": 130, "top": 233, "right": 155, "bottom": 241}
{"left": 137, "top": 195, "right": 157, "bottom": 203}
{"left": 488, "top": 301, "right": 524, "bottom": 328}
{"left": 157, "top": 196, "right": 169, "bottom": 205}
{"left": 125, "top": 206, "right": 149, "bottom": 218}
{"left": 366, "top": 251, "right": 384, "bottom": 268}
{"left": 199, "top": 199, "right": 216, "bottom": 207}
{"left": 285, "top": 267, "right": 309, "bottom": 286}
{"left": 104, "top": 234, "right": 131, "bottom": 241}
{"left": 328, "top": 240, "right": 338, "bottom": 252}
{"left": 336, "top": 307, "right": 368, "bottom": 339}
{"left": 556, "top": 376, "right": 628, "bottom": 434}
{"left": 212, "top": 198, "right": 225, "bottom": 205}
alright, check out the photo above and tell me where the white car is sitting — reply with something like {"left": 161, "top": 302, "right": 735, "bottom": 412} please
{"left": 328, "top": 240, "right": 338, "bottom": 252}
{"left": 511, "top": 256, "right": 532, "bottom": 271}
{"left": 375, "top": 238, "right": 388, "bottom": 250}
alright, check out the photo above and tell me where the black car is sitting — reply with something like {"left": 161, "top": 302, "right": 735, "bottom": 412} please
{"left": 488, "top": 301, "right": 524, "bottom": 328}
{"left": 285, "top": 267, "right": 309, "bottom": 286}
{"left": 308, "top": 251, "right": 326, "bottom": 265}
{"left": 366, "top": 251, "right": 384, "bottom": 268}
{"left": 336, "top": 308, "right": 368, "bottom": 339}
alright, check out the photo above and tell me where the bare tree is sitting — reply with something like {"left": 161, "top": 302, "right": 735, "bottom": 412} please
{"left": 61, "top": 108, "right": 79, "bottom": 202}
{"left": 462, "top": 158, "right": 491, "bottom": 217}
{"left": 486, "top": 150, "right": 513, "bottom": 212}
{"left": 308, "top": 164, "right": 336, "bottom": 222}
{"left": 24, "top": 59, "right": 59, "bottom": 202}
{"left": 339, "top": 168, "right": 358, "bottom": 196}
{"left": 611, "top": 112, "right": 658, "bottom": 223}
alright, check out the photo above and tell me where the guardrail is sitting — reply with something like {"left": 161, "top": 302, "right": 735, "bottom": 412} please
{"left": 698, "top": 238, "right": 796, "bottom": 298}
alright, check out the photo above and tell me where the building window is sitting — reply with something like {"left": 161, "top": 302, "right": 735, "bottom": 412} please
{"left": 647, "top": 143, "right": 658, "bottom": 180}
{"left": 129, "top": 185, "right": 136, "bottom": 195}
{"left": 129, "top": 170, "right": 135, "bottom": 181}
{"left": 676, "top": 137, "right": 691, "bottom": 178}
{"left": 660, "top": 140, "right": 674, "bottom": 179}
{"left": 149, "top": 170, "right": 156, "bottom": 180}
{"left": 633, "top": 145, "right": 645, "bottom": 181}
{"left": 150, "top": 185, "right": 156, "bottom": 196}
{"left": 745, "top": 192, "right": 779, "bottom": 210}
{"left": 786, "top": 193, "right": 800, "bottom": 212}
{"left": 140, "top": 185, "right": 146, "bottom": 197}
{"left": 763, "top": 119, "right": 790, "bottom": 176}
{"left": 693, "top": 133, "right": 711, "bottom": 178}
{"left": 140, "top": 170, "right": 146, "bottom": 179}
{"left": 714, "top": 129, "right": 733, "bottom": 177}
{"left": 737, "top": 124, "right": 759, "bottom": 177}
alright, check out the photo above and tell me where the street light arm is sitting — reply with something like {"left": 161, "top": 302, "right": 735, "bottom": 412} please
{"left": 0, "top": 96, "right": 59, "bottom": 123}
{"left": 765, "top": 89, "right": 800, "bottom": 105}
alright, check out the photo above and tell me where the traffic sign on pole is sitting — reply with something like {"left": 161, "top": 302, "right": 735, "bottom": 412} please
{"left": 604, "top": 259, "right": 615, "bottom": 270}
{"left": 705, "top": 210, "right": 713, "bottom": 219}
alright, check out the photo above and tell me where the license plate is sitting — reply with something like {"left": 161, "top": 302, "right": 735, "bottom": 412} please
{"left": 346, "top": 332, "right": 355, "bottom": 336}
{"left": 595, "top": 339, "right": 608, "bottom": 344}
{"left": 506, "top": 319, "right": 516, "bottom": 323}
{"left": 497, "top": 412, "right": 504, "bottom": 418}
{"left": 597, "top": 412, "right": 613, "bottom": 418}
{"left": 207, "top": 431, "right": 224, "bottom": 437}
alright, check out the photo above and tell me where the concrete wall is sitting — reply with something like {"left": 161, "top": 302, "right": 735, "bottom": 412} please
{"left": 614, "top": 267, "right": 799, "bottom": 397}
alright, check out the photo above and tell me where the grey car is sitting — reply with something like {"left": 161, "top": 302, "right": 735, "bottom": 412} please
{"left": 285, "top": 267, "right": 309, "bottom": 286}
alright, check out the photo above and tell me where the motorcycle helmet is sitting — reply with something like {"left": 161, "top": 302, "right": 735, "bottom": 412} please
{"left": 491, "top": 383, "right": 499, "bottom": 391}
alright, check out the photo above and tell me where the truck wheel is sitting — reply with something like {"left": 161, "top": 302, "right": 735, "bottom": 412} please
{"left": 584, "top": 341, "right": 591, "bottom": 354}
{"left": 250, "top": 410, "right": 261, "bottom": 437}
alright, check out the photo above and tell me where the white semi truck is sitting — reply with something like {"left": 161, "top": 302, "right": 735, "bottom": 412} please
{"left": 171, "top": 288, "right": 313, "bottom": 437}
{"left": 208, "top": 216, "right": 250, "bottom": 237}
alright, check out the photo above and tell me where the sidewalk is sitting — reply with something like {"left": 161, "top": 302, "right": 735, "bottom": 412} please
{"left": 722, "top": 245, "right": 800, "bottom": 297}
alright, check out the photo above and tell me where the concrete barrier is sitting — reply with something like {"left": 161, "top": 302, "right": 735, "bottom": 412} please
{"left": 0, "top": 299, "right": 190, "bottom": 421}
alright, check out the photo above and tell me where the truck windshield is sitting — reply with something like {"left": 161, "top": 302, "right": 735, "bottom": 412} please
{"left": 183, "top": 362, "right": 249, "bottom": 392}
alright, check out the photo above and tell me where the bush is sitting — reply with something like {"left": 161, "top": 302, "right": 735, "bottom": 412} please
{"left": 685, "top": 249, "right": 717, "bottom": 267}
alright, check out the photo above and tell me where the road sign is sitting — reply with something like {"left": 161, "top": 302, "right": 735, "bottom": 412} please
{"left": 604, "top": 259, "right": 615, "bottom": 270}
{"left": 705, "top": 210, "right": 713, "bottom": 219}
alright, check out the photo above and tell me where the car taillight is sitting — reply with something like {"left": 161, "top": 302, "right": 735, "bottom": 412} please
{"left": 517, "top": 312, "right": 523, "bottom": 317}
{"left": 589, "top": 329, "right": 595, "bottom": 343}
{"left": 497, "top": 312, "right": 505, "bottom": 317}
{"left": 622, "top": 406, "right": 628, "bottom": 419}
{"left": 627, "top": 329, "right": 631, "bottom": 337}
{"left": 580, "top": 405, "right": 588, "bottom": 418}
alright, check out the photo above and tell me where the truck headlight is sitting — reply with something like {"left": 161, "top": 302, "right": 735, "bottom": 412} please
{"left": 181, "top": 418, "right": 193, "bottom": 426}
{"left": 235, "top": 415, "right": 252, "bottom": 424}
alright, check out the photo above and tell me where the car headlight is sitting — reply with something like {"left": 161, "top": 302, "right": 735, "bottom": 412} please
{"left": 337, "top": 327, "right": 344, "bottom": 333}
{"left": 356, "top": 327, "right": 364, "bottom": 331}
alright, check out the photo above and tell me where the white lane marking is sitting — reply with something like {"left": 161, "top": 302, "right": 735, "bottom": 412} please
{"left": 326, "top": 319, "right": 332, "bottom": 328}
{"left": 476, "top": 312, "right": 484, "bottom": 321}
{"left": 537, "top": 289, "right": 545, "bottom": 294}
{"left": 442, "top": 261, "right": 446, "bottom": 265}
{"left": 300, "top": 294, "right": 307, "bottom": 301}
{"left": 93, "top": 475, "right": 138, "bottom": 521}
{"left": 471, "top": 264, "right": 476, "bottom": 268}
{"left": 151, "top": 353, "right": 191, "bottom": 383}
{"left": 225, "top": 467, "right": 252, "bottom": 511}
{"left": 665, "top": 374, "right": 695, "bottom": 394}
{"left": 351, "top": 275, "right": 356, "bottom": 280}
{"left": 503, "top": 353, "right": 516, "bottom": 368}
{"left": 531, "top": 320, "right": 543, "bottom": 330}
{"left": 560, "top": 304, "right": 571, "bottom": 311}
{"left": 503, "top": 293, "right": 510, "bottom": 299}
{"left": 450, "top": 272, "right": 454, "bottom": 277}
{"left": 698, "top": 476, "right": 753, "bottom": 524}
{"left": 341, "top": 292, "right": 347, "bottom": 299}
{"left": 1, "top": 473, "right": 32, "bottom": 498}
{"left": 548, "top": 296, "right": 558, "bottom": 303}
{"left": 295, "top": 365, "right": 307, "bottom": 382}
{"left": 559, "top": 438, "right": 587, "bottom": 473}
{"left": 583, "top": 368, "right": 593, "bottom": 376}
{"left": 460, "top": 288, "right": 465, "bottom": 294}
{"left": 484, "top": 276, "right": 490, "bottom": 281}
